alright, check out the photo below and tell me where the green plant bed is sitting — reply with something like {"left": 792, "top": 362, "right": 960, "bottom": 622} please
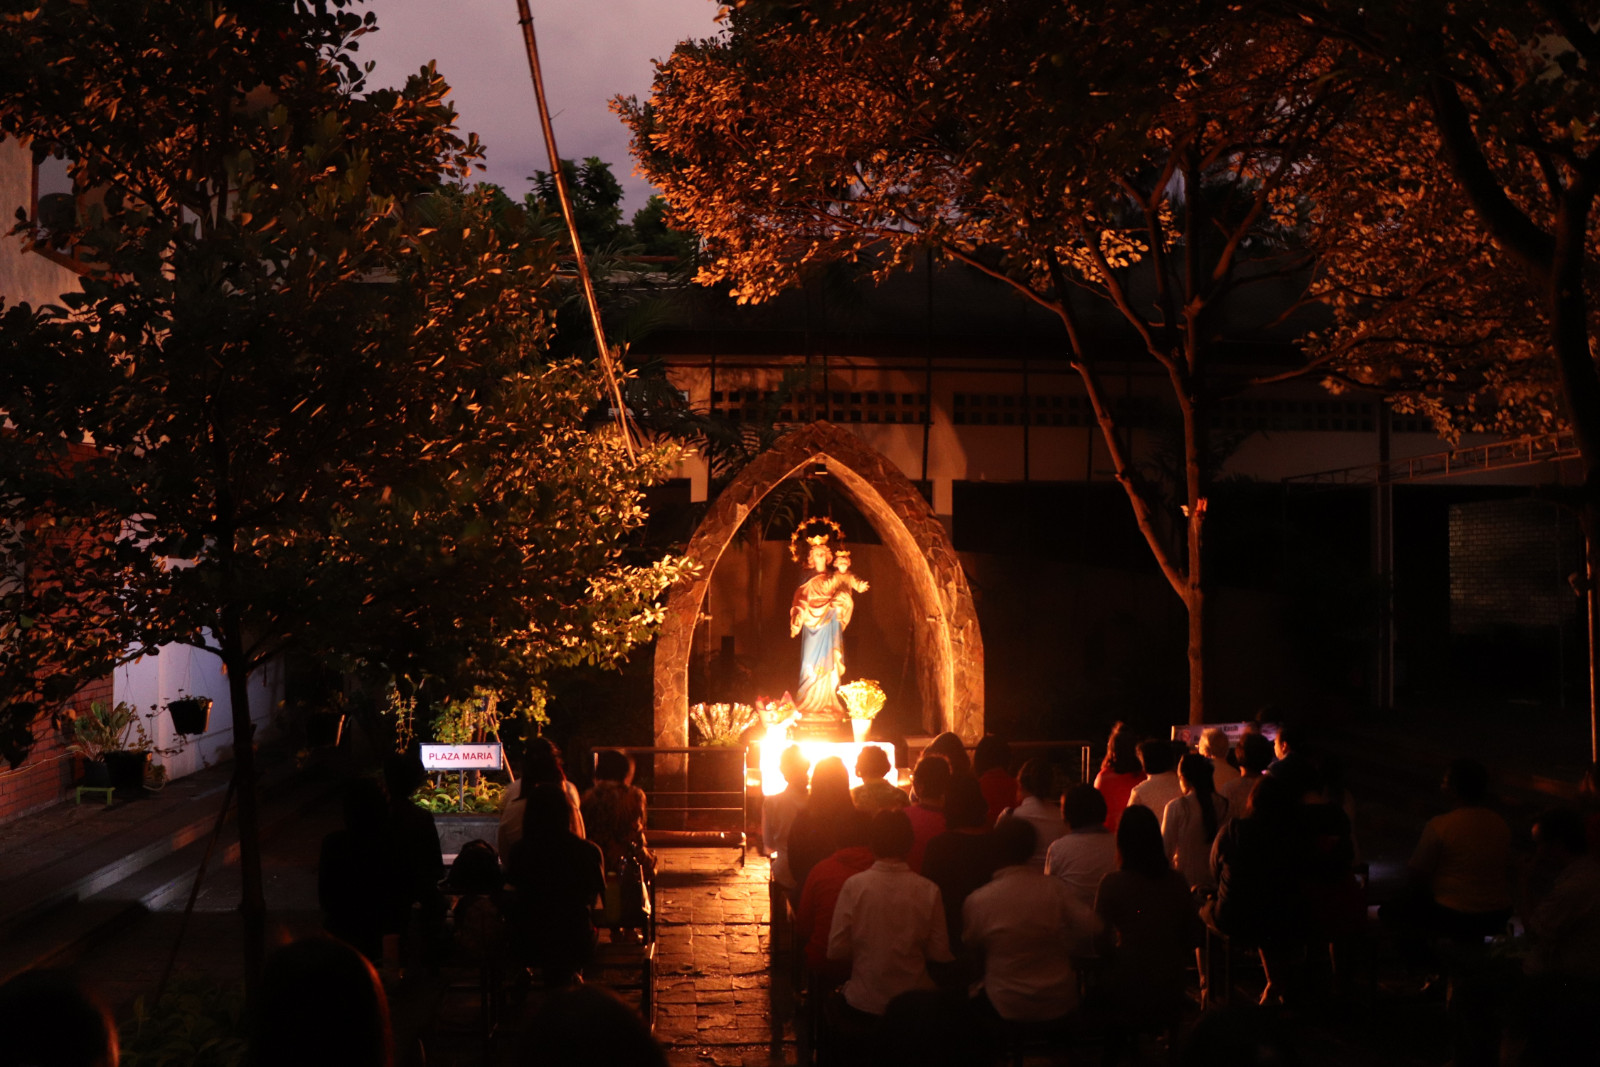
{"left": 120, "top": 980, "right": 246, "bottom": 1067}
{"left": 411, "top": 772, "right": 505, "bottom": 814}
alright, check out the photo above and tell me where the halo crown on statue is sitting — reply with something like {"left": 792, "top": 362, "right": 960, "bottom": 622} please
{"left": 790, "top": 515, "right": 846, "bottom": 563}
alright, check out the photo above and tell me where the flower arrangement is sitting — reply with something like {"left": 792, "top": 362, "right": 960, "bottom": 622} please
{"left": 838, "top": 679, "right": 887, "bottom": 721}
{"left": 755, "top": 696, "right": 796, "bottom": 725}
{"left": 689, "top": 702, "right": 760, "bottom": 745}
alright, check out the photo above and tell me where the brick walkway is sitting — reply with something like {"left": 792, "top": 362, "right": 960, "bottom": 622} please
{"left": 653, "top": 848, "right": 797, "bottom": 1067}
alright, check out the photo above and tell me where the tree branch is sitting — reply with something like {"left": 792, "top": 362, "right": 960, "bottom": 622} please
{"left": 1077, "top": 216, "right": 1180, "bottom": 374}
{"left": 1427, "top": 77, "right": 1556, "bottom": 276}
{"left": 1072, "top": 355, "right": 1187, "bottom": 597}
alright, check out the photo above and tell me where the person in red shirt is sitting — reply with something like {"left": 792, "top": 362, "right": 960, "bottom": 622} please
{"left": 904, "top": 755, "right": 951, "bottom": 873}
{"left": 973, "top": 735, "right": 1016, "bottom": 828}
{"left": 1093, "top": 722, "right": 1146, "bottom": 831}
{"left": 796, "top": 818, "right": 875, "bottom": 981}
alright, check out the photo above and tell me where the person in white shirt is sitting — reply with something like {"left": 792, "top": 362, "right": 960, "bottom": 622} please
{"left": 996, "top": 758, "right": 1069, "bottom": 871}
{"left": 1045, "top": 785, "right": 1119, "bottom": 909}
{"left": 498, "top": 737, "right": 584, "bottom": 860}
{"left": 1161, "top": 753, "right": 1228, "bottom": 891}
{"left": 827, "top": 808, "right": 955, "bottom": 1015}
{"left": 1218, "top": 732, "right": 1274, "bottom": 821}
{"left": 966, "top": 816, "right": 1101, "bottom": 1022}
{"left": 1127, "top": 740, "right": 1183, "bottom": 820}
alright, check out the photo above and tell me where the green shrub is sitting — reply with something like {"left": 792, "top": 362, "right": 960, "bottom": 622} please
{"left": 119, "top": 980, "right": 246, "bottom": 1067}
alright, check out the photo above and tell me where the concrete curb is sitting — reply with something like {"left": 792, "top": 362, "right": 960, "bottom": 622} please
{"left": 0, "top": 764, "right": 335, "bottom": 983}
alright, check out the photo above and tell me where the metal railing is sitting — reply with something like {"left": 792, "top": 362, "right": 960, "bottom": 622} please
{"left": 910, "top": 739, "right": 1095, "bottom": 785}
{"left": 1282, "top": 429, "right": 1578, "bottom": 488}
{"left": 594, "top": 746, "right": 748, "bottom": 864}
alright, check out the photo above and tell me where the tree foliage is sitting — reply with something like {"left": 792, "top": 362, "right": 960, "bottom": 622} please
{"left": 620, "top": 0, "right": 1360, "bottom": 721}
{"left": 1295, "top": 90, "right": 1557, "bottom": 438}
{"left": 530, "top": 155, "right": 627, "bottom": 254}
{"left": 1246, "top": 0, "right": 1592, "bottom": 441}
{"left": 0, "top": 0, "right": 687, "bottom": 752}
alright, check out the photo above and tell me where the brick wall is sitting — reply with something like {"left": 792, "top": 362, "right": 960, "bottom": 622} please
{"left": 1448, "top": 498, "right": 1580, "bottom": 635}
{"left": 0, "top": 674, "right": 112, "bottom": 824}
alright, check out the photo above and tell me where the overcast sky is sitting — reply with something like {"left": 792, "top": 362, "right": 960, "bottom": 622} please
{"left": 356, "top": 0, "right": 722, "bottom": 215}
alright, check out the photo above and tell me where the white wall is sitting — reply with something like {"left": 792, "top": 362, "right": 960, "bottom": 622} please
{"left": 113, "top": 647, "right": 283, "bottom": 781}
{"left": 0, "top": 138, "right": 81, "bottom": 307}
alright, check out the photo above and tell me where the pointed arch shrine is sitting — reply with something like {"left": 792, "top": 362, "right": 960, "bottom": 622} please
{"left": 654, "top": 422, "right": 984, "bottom": 746}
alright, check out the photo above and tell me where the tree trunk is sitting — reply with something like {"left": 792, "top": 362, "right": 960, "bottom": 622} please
{"left": 1183, "top": 383, "right": 1210, "bottom": 726}
{"left": 1187, "top": 581, "right": 1208, "bottom": 727}
{"left": 219, "top": 616, "right": 266, "bottom": 996}
{"left": 1582, "top": 503, "right": 1600, "bottom": 764}
{"left": 1548, "top": 190, "right": 1600, "bottom": 762}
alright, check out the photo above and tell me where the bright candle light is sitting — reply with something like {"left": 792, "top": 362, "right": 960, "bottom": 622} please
{"left": 754, "top": 725, "right": 895, "bottom": 796}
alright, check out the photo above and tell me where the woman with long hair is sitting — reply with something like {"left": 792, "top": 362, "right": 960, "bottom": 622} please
{"left": 499, "top": 736, "right": 584, "bottom": 860}
{"left": 1093, "top": 722, "right": 1146, "bottom": 830}
{"left": 1161, "top": 753, "right": 1227, "bottom": 892}
{"left": 1094, "top": 804, "right": 1199, "bottom": 1040}
{"left": 924, "top": 731, "right": 972, "bottom": 778}
{"left": 785, "top": 756, "right": 870, "bottom": 891}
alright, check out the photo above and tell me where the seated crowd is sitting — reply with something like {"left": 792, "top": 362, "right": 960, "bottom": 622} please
{"left": 784, "top": 728, "right": 1365, "bottom": 1041}
{"left": 0, "top": 739, "right": 668, "bottom": 1067}
{"left": 319, "top": 738, "right": 655, "bottom": 992}
{"left": 16, "top": 723, "right": 1597, "bottom": 1067}
{"left": 777, "top": 722, "right": 1595, "bottom": 1065}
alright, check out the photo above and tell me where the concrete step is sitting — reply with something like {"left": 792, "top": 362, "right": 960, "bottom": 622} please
{"left": 0, "top": 765, "right": 335, "bottom": 982}
{"left": 0, "top": 798, "right": 223, "bottom": 937}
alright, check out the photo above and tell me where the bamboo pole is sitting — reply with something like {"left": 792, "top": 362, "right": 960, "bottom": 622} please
{"left": 513, "top": 0, "right": 636, "bottom": 455}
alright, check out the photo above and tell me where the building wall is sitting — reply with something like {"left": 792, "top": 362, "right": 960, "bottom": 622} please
{"left": 0, "top": 137, "right": 81, "bottom": 307}
{"left": 113, "top": 650, "right": 283, "bottom": 782}
{"left": 663, "top": 356, "right": 1568, "bottom": 518}
{"left": 664, "top": 356, "right": 1585, "bottom": 727}
{"left": 0, "top": 675, "right": 112, "bottom": 823}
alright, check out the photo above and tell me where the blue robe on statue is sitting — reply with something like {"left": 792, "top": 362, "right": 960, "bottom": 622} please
{"left": 791, "top": 573, "right": 846, "bottom": 716}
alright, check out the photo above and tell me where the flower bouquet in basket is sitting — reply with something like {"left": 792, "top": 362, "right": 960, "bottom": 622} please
{"left": 838, "top": 680, "right": 886, "bottom": 741}
{"left": 689, "top": 702, "right": 760, "bottom": 746}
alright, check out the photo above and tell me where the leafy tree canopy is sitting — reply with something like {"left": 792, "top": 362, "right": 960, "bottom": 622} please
{"left": 530, "top": 155, "right": 627, "bottom": 253}
{"left": 619, "top": 0, "right": 1363, "bottom": 721}
{"left": 0, "top": 0, "right": 687, "bottom": 762}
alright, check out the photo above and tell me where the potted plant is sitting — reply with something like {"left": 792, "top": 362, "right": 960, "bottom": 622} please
{"left": 838, "top": 679, "right": 887, "bottom": 742}
{"left": 165, "top": 693, "right": 212, "bottom": 735}
{"left": 64, "top": 700, "right": 149, "bottom": 791}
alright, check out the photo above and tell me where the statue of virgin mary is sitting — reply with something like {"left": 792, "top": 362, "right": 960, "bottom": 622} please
{"left": 789, "top": 535, "right": 869, "bottom": 717}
